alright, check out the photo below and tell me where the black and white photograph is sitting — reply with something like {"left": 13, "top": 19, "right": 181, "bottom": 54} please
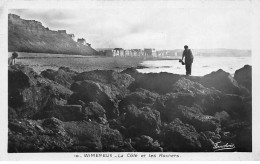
{"left": 1, "top": 0, "right": 260, "bottom": 161}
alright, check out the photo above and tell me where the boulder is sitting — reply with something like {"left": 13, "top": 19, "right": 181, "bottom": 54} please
{"left": 218, "top": 94, "right": 247, "bottom": 119}
{"left": 74, "top": 70, "right": 135, "bottom": 98}
{"left": 172, "top": 77, "right": 210, "bottom": 94}
{"left": 234, "top": 65, "right": 252, "bottom": 92}
{"left": 123, "top": 68, "right": 249, "bottom": 96}
{"left": 64, "top": 120, "right": 133, "bottom": 152}
{"left": 8, "top": 118, "right": 72, "bottom": 152}
{"left": 9, "top": 117, "right": 134, "bottom": 152}
{"left": 85, "top": 102, "right": 107, "bottom": 123}
{"left": 154, "top": 91, "right": 219, "bottom": 123}
{"left": 224, "top": 121, "right": 252, "bottom": 152}
{"left": 63, "top": 121, "right": 103, "bottom": 151}
{"left": 68, "top": 80, "right": 119, "bottom": 119}
{"left": 198, "top": 69, "right": 245, "bottom": 95}
{"left": 174, "top": 105, "right": 220, "bottom": 132}
{"left": 100, "top": 125, "right": 134, "bottom": 152}
{"left": 122, "top": 104, "right": 161, "bottom": 138}
{"left": 41, "top": 67, "right": 78, "bottom": 88}
{"left": 127, "top": 72, "right": 182, "bottom": 94}
{"left": 8, "top": 64, "right": 73, "bottom": 119}
{"left": 214, "top": 111, "right": 230, "bottom": 125}
{"left": 119, "top": 88, "right": 160, "bottom": 110}
{"left": 131, "top": 135, "right": 163, "bottom": 152}
{"left": 163, "top": 118, "right": 202, "bottom": 152}
{"left": 154, "top": 77, "right": 248, "bottom": 122}
{"left": 121, "top": 67, "right": 140, "bottom": 79}
{"left": 34, "top": 105, "right": 85, "bottom": 122}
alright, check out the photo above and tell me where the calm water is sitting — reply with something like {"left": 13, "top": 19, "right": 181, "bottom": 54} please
{"left": 138, "top": 56, "right": 251, "bottom": 76}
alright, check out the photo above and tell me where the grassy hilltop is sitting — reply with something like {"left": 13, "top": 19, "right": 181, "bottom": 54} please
{"left": 8, "top": 14, "right": 99, "bottom": 56}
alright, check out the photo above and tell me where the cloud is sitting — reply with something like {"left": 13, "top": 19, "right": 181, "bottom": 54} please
{"left": 9, "top": 2, "right": 251, "bottom": 49}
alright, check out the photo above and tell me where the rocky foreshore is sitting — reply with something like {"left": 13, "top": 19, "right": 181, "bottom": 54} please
{"left": 8, "top": 64, "right": 252, "bottom": 152}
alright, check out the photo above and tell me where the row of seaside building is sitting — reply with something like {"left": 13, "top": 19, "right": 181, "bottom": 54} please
{"left": 57, "top": 30, "right": 177, "bottom": 57}
{"left": 98, "top": 48, "right": 170, "bottom": 57}
{"left": 57, "top": 30, "right": 92, "bottom": 47}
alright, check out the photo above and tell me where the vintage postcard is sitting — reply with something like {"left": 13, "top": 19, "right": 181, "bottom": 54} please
{"left": 0, "top": 0, "right": 260, "bottom": 161}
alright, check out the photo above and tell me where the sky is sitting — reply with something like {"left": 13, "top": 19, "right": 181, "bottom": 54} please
{"left": 9, "top": 1, "right": 252, "bottom": 50}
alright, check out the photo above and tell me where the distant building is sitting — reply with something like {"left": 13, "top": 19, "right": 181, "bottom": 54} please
{"left": 144, "top": 48, "right": 156, "bottom": 56}
{"left": 104, "top": 50, "right": 113, "bottom": 56}
{"left": 131, "top": 49, "right": 143, "bottom": 56}
{"left": 124, "top": 50, "right": 132, "bottom": 57}
{"left": 77, "top": 38, "right": 91, "bottom": 46}
{"left": 58, "top": 30, "right": 67, "bottom": 34}
{"left": 112, "top": 48, "right": 124, "bottom": 56}
{"left": 86, "top": 43, "right": 91, "bottom": 47}
{"left": 97, "top": 48, "right": 114, "bottom": 57}
{"left": 156, "top": 50, "right": 167, "bottom": 57}
{"left": 77, "top": 38, "right": 86, "bottom": 45}
{"left": 68, "top": 34, "right": 75, "bottom": 40}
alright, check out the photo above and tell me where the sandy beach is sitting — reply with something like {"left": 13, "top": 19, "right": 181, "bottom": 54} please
{"left": 12, "top": 52, "right": 150, "bottom": 73}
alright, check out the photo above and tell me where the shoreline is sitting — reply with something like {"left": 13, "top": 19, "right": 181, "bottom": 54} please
{"left": 11, "top": 52, "right": 251, "bottom": 77}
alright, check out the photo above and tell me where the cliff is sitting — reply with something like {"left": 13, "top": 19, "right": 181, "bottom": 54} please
{"left": 8, "top": 14, "right": 99, "bottom": 56}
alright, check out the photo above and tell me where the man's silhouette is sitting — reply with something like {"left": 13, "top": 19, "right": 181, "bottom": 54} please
{"left": 182, "top": 45, "right": 194, "bottom": 75}
{"left": 8, "top": 52, "right": 18, "bottom": 66}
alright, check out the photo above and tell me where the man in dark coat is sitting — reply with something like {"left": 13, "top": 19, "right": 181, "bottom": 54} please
{"left": 8, "top": 52, "right": 18, "bottom": 66}
{"left": 182, "top": 45, "right": 194, "bottom": 75}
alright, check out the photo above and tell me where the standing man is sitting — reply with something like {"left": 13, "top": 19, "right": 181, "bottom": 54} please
{"left": 8, "top": 52, "right": 18, "bottom": 66}
{"left": 182, "top": 45, "right": 194, "bottom": 75}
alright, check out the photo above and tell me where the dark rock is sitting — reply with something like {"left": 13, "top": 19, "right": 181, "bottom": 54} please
{"left": 163, "top": 118, "right": 202, "bottom": 152}
{"left": 218, "top": 94, "right": 247, "bottom": 120}
{"left": 123, "top": 68, "right": 250, "bottom": 97}
{"left": 122, "top": 104, "right": 161, "bottom": 138}
{"left": 223, "top": 121, "right": 251, "bottom": 151}
{"left": 198, "top": 69, "right": 245, "bottom": 95}
{"left": 154, "top": 77, "right": 248, "bottom": 122}
{"left": 242, "top": 96, "right": 252, "bottom": 121}
{"left": 8, "top": 64, "right": 73, "bottom": 119}
{"left": 74, "top": 70, "right": 134, "bottom": 98}
{"left": 214, "top": 111, "right": 230, "bottom": 125}
{"left": 131, "top": 135, "right": 163, "bottom": 152}
{"left": 35, "top": 105, "right": 85, "bottom": 122}
{"left": 127, "top": 72, "right": 182, "bottom": 94}
{"left": 85, "top": 102, "right": 107, "bottom": 123}
{"left": 121, "top": 67, "right": 140, "bottom": 79}
{"left": 203, "top": 131, "right": 221, "bottom": 143}
{"left": 68, "top": 80, "right": 119, "bottom": 119}
{"left": 8, "top": 65, "right": 252, "bottom": 152}
{"left": 108, "top": 119, "right": 129, "bottom": 137}
{"left": 41, "top": 67, "right": 78, "bottom": 88}
{"left": 174, "top": 105, "right": 220, "bottom": 132}
{"left": 172, "top": 77, "right": 210, "bottom": 94}
{"left": 47, "top": 82, "right": 73, "bottom": 100}
{"left": 8, "top": 118, "right": 72, "bottom": 152}
{"left": 8, "top": 106, "right": 17, "bottom": 119}
{"left": 234, "top": 65, "right": 252, "bottom": 92}
{"left": 63, "top": 121, "right": 103, "bottom": 151}
{"left": 198, "top": 132, "right": 214, "bottom": 152}
{"left": 64, "top": 121, "right": 133, "bottom": 152}
{"left": 119, "top": 88, "right": 160, "bottom": 110}
{"left": 100, "top": 125, "right": 133, "bottom": 152}
{"left": 154, "top": 92, "right": 218, "bottom": 123}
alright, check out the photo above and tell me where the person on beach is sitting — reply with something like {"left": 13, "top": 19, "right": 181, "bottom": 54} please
{"left": 182, "top": 45, "right": 194, "bottom": 75}
{"left": 8, "top": 52, "right": 18, "bottom": 66}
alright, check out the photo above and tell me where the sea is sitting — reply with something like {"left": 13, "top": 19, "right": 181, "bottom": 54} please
{"left": 137, "top": 56, "right": 251, "bottom": 76}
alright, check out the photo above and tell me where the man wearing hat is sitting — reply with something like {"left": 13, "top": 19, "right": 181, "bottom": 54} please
{"left": 181, "top": 45, "right": 194, "bottom": 75}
